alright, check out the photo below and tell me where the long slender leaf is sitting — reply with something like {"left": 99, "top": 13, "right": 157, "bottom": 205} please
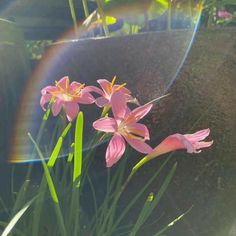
{"left": 28, "top": 133, "right": 59, "bottom": 203}
{"left": 1, "top": 196, "right": 36, "bottom": 236}
{"left": 109, "top": 156, "right": 172, "bottom": 235}
{"left": 68, "top": 0, "right": 79, "bottom": 37}
{"left": 153, "top": 207, "right": 193, "bottom": 236}
{"left": 28, "top": 133, "right": 68, "bottom": 236}
{"left": 129, "top": 163, "right": 177, "bottom": 236}
{"left": 0, "top": 222, "right": 24, "bottom": 236}
{"left": 47, "top": 122, "right": 72, "bottom": 167}
{"left": 11, "top": 180, "right": 30, "bottom": 215}
{"left": 47, "top": 137, "right": 63, "bottom": 167}
{"left": 73, "top": 112, "right": 83, "bottom": 187}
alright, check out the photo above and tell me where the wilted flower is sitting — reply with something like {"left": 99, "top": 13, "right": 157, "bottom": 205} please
{"left": 40, "top": 76, "right": 95, "bottom": 121}
{"left": 147, "top": 128, "right": 213, "bottom": 159}
{"left": 93, "top": 91, "right": 152, "bottom": 167}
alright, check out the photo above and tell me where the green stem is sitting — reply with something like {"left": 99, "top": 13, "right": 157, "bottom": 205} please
{"left": 82, "top": 0, "right": 90, "bottom": 18}
{"left": 97, "top": 169, "right": 133, "bottom": 235}
{"left": 28, "top": 133, "right": 67, "bottom": 236}
{"left": 96, "top": 0, "right": 109, "bottom": 36}
{"left": 68, "top": 0, "right": 79, "bottom": 37}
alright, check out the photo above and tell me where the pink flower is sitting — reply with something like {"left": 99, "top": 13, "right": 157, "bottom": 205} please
{"left": 40, "top": 76, "right": 95, "bottom": 121}
{"left": 93, "top": 91, "right": 153, "bottom": 167}
{"left": 217, "top": 10, "right": 232, "bottom": 19}
{"left": 147, "top": 129, "right": 213, "bottom": 159}
{"left": 89, "top": 76, "right": 137, "bottom": 108}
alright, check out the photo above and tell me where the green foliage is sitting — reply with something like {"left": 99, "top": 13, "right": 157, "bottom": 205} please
{"left": 204, "top": 0, "right": 236, "bottom": 26}
{"left": 25, "top": 40, "right": 52, "bottom": 60}
{"left": 0, "top": 108, "right": 186, "bottom": 236}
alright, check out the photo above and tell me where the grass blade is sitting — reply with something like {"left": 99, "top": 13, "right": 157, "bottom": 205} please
{"left": 153, "top": 207, "right": 192, "bottom": 236}
{"left": 73, "top": 112, "right": 83, "bottom": 187}
{"left": 109, "top": 156, "right": 172, "bottom": 235}
{"left": 0, "top": 222, "right": 24, "bottom": 236}
{"left": 47, "top": 137, "right": 63, "bottom": 168}
{"left": 28, "top": 133, "right": 68, "bottom": 236}
{"left": 1, "top": 196, "right": 36, "bottom": 236}
{"left": 28, "top": 133, "right": 59, "bottom": 203}
{"left": 12, "top": 180, "right": 30, "bottom": 215}
{"left": 129, "top": 163, "right": 177, "bottom": 236}
{"left": 48, "top": 122, "right": 72, "bottom": 167}
{"left": 68, "top": 0, "right": 79, "bottom": 37}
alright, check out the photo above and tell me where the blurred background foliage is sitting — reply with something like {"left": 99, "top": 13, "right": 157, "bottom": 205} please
{"left": 23, "top": 0, "right": 236, "bottom": 60}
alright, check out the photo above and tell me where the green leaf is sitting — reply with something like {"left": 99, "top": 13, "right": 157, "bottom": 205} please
{"left": 155, "top": 0, "right": 169, "bottom": 8}
{"left": 12, "top": 180, "right": 30, "bottom": 215}
{"left": 1, "top": 196, "right": 36, "bottom": 236}
{"left": 61, "top": 122, "right": 72, "bottom": 138}
{"left": 47, "top": 137, "right": 63, "bottom": 167}
{"left": 47, "top": 122, "right": 72, "bottom": 167}
{"left": 73, "top": 112, "right": 84, "bottom": 187}
{"left": 109, "top": 155, "right": 172, "bottom": 235}
{"left": 28, "top": 133, "right": 68, "bottom": 236}
{"left": 153, "top": 207, "right": 193, "bottom": 236}
{"left": 129, "top": 163, "right": 177, "bottom": 236}
{"left": 28, "top": 133, "right": 59, "bottom": 203}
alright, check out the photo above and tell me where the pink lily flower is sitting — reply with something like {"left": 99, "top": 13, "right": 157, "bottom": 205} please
{"left": 40, "top": 76, "right": 95, "bottom": 121}
{"left": 147, "top": 128, "right": 213, "bottom": 159}
{"left": 217, "top": 10, "right": 232, "bottom": 19}
{"left": 89, "top": 76, "right": 137, "bottom": 108}
{"left": 93, "top": 91, "right": 153, "bottom": 167}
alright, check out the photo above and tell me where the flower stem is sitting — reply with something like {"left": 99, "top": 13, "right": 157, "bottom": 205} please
{"left": 68, "top": 0, "right": 79, "bottom": 37}
{"left": 82, "top": 0, "right": 90, "bottom": 18}
{"left": 96, "top": 0, "right": 109, "bottom": 36}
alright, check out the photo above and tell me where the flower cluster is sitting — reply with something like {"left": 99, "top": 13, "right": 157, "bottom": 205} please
{"left": 41, "top": 76, "right": 213, "bottom": 167}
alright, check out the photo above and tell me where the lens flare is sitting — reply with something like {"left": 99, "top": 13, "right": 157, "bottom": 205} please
{"left": 8, "top": 0, "right": 203, "bottom": 163}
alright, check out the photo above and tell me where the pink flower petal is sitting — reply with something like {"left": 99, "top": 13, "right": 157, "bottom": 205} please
{"left": 127, "top": 123, "right": 150, "bottom": 140}
{"left": 125, "top": 136, "right": 153, "bottom": 154}
{"left": 147, "top": 134, "right": 189, "bottom": 159}
{"left": 56, "top": 76, "right": 70, "bottom": 89}
{"left": 41, "top": 86, "right": 58, "bottom": 95}
{"left": 40, "top": 94, "right": 52, "bottom": 110}
{"left": 97, "top": 79, "right": 111, "bottom": 94}
{"left": 69, "top": 81, "right": 83, "bottom": 92}
{"left": 64, "top": 102, "right": 79, "bottom": 121}
{"left": 51, "top": 99, "right": 63, "bottom": 116}
{"left": 129, "top": 103, "right": 153, "bottom": 123}
{"left": 111, "top": 91, "right": 127, "bottom": 120}
{"left": 95, "top": 96, "right": 109, "bottom": 107}
{"left": 113, "top": 85, "right": 131, "bottom": 95}
{"left": 106, "top": 133, "right": 126, "bottom": 167}
{"left": 93, "top": 117, "right": 117, "bottom": 132}
{"left": 77, "top": 92, "right": 95, "bottom": 104}
{"left": 147, "top": 129, "right": 213, "bottom": 159}
{"left": 184, "top": 128, "right": 210, "bottom": 142}
{"left": 83, "top": 85, "right": 104, "bottom": 95}
{"left": 193, "top": 141, "right": 214, "bottom": 151}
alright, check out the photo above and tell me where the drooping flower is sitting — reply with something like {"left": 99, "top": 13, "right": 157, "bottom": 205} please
{"left": 89, "top": 76, "right": 138, "bottom": 108}
{"left": 40, "top": 76, "right": 95, "bottom": 121}
{"left": 147, "top": 128, "right": 213, "bottom": 159}
{"left": 93, "top": 91, "right": 153, "bottom": 167}
{"left": 217, "top": 10, "right": 232, "bottom": 19}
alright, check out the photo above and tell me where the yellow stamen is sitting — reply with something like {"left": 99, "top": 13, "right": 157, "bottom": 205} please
{"left": 65, "top": 78, "right": 69, "bottom": 90}
{"left": 75, "top": 83, "right": 85, "bottom": 94}
{"left": 55, "top": 80, "right": 65, "bottom": 92}
{"left": 124, "top": 132, "right": 143, "bottom": 141}
{"left": 116, "top": 83, "right": 127, "bottom": 91}
{"left": 110, "top": 76, "right": 117, "bottom": 89}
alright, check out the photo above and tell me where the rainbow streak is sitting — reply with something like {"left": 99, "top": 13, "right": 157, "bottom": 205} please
{"left": 9, "top": 1, "right": 203, "bottom": 163}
